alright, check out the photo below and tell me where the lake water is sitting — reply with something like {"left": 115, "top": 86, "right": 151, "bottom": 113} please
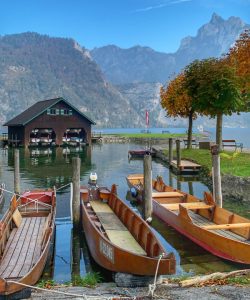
{"left": 0, "top": 143, "right": 247, "bottom": 283}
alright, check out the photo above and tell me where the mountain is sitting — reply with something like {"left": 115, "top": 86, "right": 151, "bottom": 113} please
{"left": 0, "top": 32, "right": 141, "bottom": 128}
{"left": 0, "top": 14, "right": 249, "bottom": 129}
{"left": 91, "top": 13, "right": 249, "bottom": 84}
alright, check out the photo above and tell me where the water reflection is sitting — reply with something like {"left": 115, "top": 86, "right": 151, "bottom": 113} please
{"left": 0, "top": 144, "right": 246, "bottom": 282}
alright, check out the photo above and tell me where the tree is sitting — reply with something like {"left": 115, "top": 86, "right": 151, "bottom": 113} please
{"left": 185, "top": 58, "right": 243, "bottom": 151}
{"left": 227, "top": 29, "right": 250, "bottom": 107}
{"left": 160, "top": 73, "right": 197, "bottom": 149}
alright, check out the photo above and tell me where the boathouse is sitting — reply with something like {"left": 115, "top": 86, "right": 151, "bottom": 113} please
{"left": 4, "top": 97, "right": 95, "bottom": 147}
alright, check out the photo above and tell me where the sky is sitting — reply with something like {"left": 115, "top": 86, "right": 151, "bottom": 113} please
{"left": 0, "top": 0, "right": 250, "bottom": 53}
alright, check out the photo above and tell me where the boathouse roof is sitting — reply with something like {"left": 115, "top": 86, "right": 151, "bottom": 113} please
{"left": 4, "top": 97, "right": 95, "bottom": 126}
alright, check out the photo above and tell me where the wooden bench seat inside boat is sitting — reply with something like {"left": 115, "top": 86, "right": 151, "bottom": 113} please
{"left": 90, "top": 201, "right": 146, "bottom": 255}
{"left": 201, "top": 223, "right": 250, "bottom": 230}
{"left": 161, "top": 202, "right": 213, "bottom": 211}
{"left": 188, "top": 210, "right": 250, "bottom": 243}
{"left": 152, "top": 192, "right": 184, "bottom": 198}
{"left": 0, "top": 216, "right": 47, "bottom": 279}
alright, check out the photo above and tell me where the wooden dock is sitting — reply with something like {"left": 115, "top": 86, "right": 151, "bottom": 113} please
{"left": 170, "top": 159, "right": 201, "bottom": 175}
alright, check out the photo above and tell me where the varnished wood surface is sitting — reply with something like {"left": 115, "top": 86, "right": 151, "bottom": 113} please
{"left": 161, "top": 202, "right": 213, "bottom": 211}
{"left": 0, "top": 216, "right": 46, "bottom": 279}
{"left": 90, "top": 201, "right": 145, "bottom": 254}
{"left": 152, "top": 191, "right": 183, "bottom": 198}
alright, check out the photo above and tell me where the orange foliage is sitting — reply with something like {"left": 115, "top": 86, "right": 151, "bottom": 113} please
{"left": 160, "top": 73, "right": 196, "bottom": 119}
{"left": 227, "top": 29, "right": 250, "bottom": 94}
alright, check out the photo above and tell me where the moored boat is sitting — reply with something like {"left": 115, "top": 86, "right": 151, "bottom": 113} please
{"left": 126, "top": 174, "right": 250, "bottom": 265}
{"left": 0, "top": 189, "right": 56, "bottom": 296}
{"left": 128, "top": 149, "right": 156, "bottom": 158}
{"left": 80, "top": 183, "right": 175, "bottom": 276}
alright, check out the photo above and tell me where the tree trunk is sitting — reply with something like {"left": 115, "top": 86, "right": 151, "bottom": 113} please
{"left": 187, "top": 112, "right": 193, "bottom": 149}
{"left": 216, "top": 113, "right": 223, "bottom": 151}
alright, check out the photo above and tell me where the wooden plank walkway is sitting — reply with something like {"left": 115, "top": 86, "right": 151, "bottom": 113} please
{"left": 90, "top": 201, "right": 146, "bottom": 255}
{"left": 0, "top": 216, "right": 46, "bottom": 279}
{"left": 170, "top": 160, "right": 201, "bottom": 174}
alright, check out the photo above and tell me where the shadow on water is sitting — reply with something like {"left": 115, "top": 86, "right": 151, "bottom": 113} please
{"left": 0, "top": 144, "right": 248, "bottom": 282}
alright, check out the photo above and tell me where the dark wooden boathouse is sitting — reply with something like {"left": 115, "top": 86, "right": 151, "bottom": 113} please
{"left": 4, "top": 97, "right": 95, "bottom": 147}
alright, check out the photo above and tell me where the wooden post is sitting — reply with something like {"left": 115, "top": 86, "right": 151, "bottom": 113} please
{"left": 168, "top": 138, "right": 173, "bottom": 164}
{"left": 169, "top": 168, "right": 173, "bottom": 187}
{"left": 14, "top": 149, "right": 20, "bottom": 194}
{"left": 72, "top": 157, "right": 81, "bottom": 228}
{"left": 188, "top": 181, "right": 194, "bottom": 195}
{"left": 211, "top": 145, "right": 222, "bottom": 207}
{"left": 177, "top": 178, "right": 181, "bottom": 191}
{"left": 71, "top": 228, "right": 80, "bottom": 280}
{"left": 176, "top": 140, "right": 181, "bottom": 167}
{"left": 143, "top": 154, "right": 152, "bottom": 221}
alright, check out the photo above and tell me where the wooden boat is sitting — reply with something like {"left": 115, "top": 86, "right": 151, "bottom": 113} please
{"left": 0, "top": 189, "right": 56, "bottom": 296}
{"left": 80, "top": 184, "right": 175, "bottom": 276}
{"left": 128, "top": 149, "right": 156, "bottom": 158}
{"left": 126, "top": 174, "right": 250, "bottom": 265}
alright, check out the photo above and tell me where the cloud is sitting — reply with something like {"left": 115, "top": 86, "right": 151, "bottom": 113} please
{"left": 133, "top": 0, "right": 192, "bottom": 13}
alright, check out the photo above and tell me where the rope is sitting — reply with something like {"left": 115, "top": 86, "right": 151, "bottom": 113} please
{"left": 6, "top": 280, "right": 111, "bottom": 299}
{"left": 6, "top": 280, "right": 137, "bottom": 300}
{"left": 148, "top": 253, "right": 164, "bottom": 297}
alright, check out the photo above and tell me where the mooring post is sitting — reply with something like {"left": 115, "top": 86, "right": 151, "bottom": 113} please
{"left": 143, "top": 154, "right": 152, "bottom": 221}
{"left": 169, "top": 168, "right": 173, "bottom": 187}
{"left": 14, "top": 149, "right": 20, "bottom": 194}
{"left": 211, "top": 145, "right": 222, "bottom": 207}
{"left": 168, "top": 138, "right": 173, "bottom": 164}
{"left": 72, "top": 157, "right": 81, "bottom": 228}
{"left": 71, "top": 228, "right": 80, "bottom": 279}
{"left": 176, "top": 140, "right": 181, "bottom": 168}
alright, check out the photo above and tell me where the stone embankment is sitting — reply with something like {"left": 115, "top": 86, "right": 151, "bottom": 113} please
{"left": 30, "top": 283, "right": 250, "bottom": 299}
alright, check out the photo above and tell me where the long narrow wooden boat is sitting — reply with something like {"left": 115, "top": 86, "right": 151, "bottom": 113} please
{"left": 128, "top": 149, "right": 156, "bottom": 158}
{"left": 0, "top": 189, "right": 56, "bottom": 296}
{"left": 80, "top": 184, "right": 175, "bottom": 276}
{"left": 126, "top": 174, "right": 250, "bottom": 265}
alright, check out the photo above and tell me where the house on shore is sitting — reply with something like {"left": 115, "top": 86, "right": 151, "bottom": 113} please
{"left": 4, "top": 97, "right": 95, "bottom": 147}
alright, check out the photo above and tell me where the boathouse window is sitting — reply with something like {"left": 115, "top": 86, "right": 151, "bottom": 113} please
{"left": 47, "top": 108, "right": 59, "bottom": 115}
{"left": 60, "top": 109, "right": 72, "bottom": 115}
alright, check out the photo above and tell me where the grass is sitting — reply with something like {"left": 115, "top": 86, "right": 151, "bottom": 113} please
{"left": 226, "top": 276, "right": 250, "bottom": 285}
{"left": 71, "top": 272, "right": 102, "bottom": 288}
{"left": 37, "top": 279, "right": 56, "bottom": 289}
{"left": 163, "top": 149, "right": 250, "bottom": 177}
{"left": 104, "top": 133, "right": 193, "bottom": 139}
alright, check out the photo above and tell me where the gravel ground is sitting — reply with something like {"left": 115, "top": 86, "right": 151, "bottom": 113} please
{"left": 29, "top": 283, "right": 250, "bottom": 300}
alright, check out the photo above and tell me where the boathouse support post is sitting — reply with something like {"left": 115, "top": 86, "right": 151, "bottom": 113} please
{"left": 143, "top": 154, "right": 152, "bottom": 221}
{"left": 14, "top": 149, "right": 20, "bottom": 194}
{"left": 168, "top": 138, "right": 173, "bottom": 164}
{"left": 211, "top": 145, "right": 222, "bottom": 207}
{"left": 72, "top": 157, "right": 81, "bottom": 228}
{"left": 176, "top": 140, "right": 181, "bottom": 168}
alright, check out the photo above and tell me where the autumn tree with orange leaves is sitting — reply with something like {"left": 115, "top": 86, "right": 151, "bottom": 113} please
{"left": 227, "top": 29, "right": 250, "bottom": 107}
{"left": 160, "top": 73, "right": 197, "bottom": 149}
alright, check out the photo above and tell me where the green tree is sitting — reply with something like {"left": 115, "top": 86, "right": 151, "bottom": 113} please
{"left": 184, "top": 58, "right": 243, "bottom": 151}
{"left": 160, "top": 73, "right": 197, "bottom": 149}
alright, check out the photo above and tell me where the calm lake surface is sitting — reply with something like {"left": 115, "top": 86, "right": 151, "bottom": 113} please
{"left": 0, "top": 143, "right": 248, "bottom": 283}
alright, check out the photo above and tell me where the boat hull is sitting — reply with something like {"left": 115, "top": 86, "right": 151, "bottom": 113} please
{"left": 127, "top": 175, "right": 250, "bottom": 265}
{"left": 0, "top": 190, "right": 56, "bottom": 295}
{"left": 81, "top": 186, "right": 175, "bottom": 276}
{"left": 153, "top": 200, "right": 250, "bottom": 264}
